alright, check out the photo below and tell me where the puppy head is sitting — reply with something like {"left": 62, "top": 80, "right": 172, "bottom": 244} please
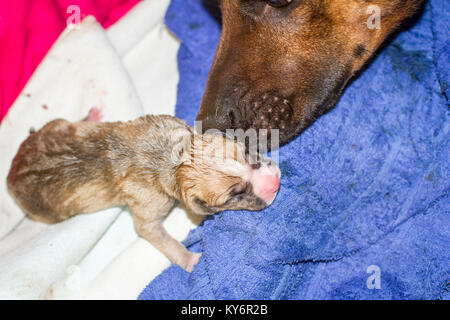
{"left": 174, "top": 133, "right": 281, "bottom": 215}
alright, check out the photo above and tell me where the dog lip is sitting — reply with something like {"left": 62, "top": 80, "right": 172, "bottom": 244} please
{"left": 276, "top": 78, "right": 350, "bottom": 144}
{"left": 198, "top": 80, "right": 347, "bottom": 145}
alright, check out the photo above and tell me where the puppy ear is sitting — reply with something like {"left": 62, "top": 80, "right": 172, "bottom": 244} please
{"left": 170, "top": 129, "right": 192, "bottom": 165}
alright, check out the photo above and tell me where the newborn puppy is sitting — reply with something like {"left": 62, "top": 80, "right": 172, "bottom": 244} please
{"left": 7, "top": 114, "right": 281, "bottom": 272}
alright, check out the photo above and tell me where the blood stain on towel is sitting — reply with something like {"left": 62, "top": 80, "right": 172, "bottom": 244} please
{"left": 45, "top": 286, "right": 55, "bottom": 299}
{"left": 42, "top": 104, "right": 48, "bottom": 110}
{"left": 425, "top": 171, "right": 434, "bottom": 181}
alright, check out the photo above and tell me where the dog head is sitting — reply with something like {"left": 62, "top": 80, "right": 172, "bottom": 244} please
{"left": 196, "top": 0, "right": 424, "bottom": 144}
{"left": 175, "top": 132, "right": 281, "bottom": 215}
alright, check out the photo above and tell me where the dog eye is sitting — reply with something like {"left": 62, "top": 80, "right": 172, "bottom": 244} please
{"left": 265, "top": 0, "right": 293, "bottom": 8}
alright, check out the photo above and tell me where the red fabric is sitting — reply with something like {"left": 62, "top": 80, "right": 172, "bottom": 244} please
{"left": 0, "top": 0, "right": 140, "bottom": 123}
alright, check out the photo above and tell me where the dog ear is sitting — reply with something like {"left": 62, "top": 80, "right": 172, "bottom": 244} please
{"left": 170, "top": 128, "right": 192, "bottom": 165}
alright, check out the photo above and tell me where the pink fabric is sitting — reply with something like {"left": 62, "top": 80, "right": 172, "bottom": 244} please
{"left": 0, "top": 0, "right": 140, "bottom": 123}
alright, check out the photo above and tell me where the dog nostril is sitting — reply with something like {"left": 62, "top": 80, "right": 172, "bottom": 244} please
{"left": 228, "top": 109, "right": 236, "bottom": 125}
{"left": 221, "top": 106, "right": 243, "bottom": 128}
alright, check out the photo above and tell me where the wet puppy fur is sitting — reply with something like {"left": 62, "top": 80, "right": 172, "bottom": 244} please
{"left": 197, "top": 0, "right": 426, "bottom": 145}
{"left": 7, "top": 115, "right": 280, "bottom": 272}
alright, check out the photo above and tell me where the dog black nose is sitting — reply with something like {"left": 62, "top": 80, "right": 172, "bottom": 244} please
{"left": 197, "top": 102, "right": 244, "bottom": 133}
{"left": 220, "top": 105, "right": 244, "bottom": 128}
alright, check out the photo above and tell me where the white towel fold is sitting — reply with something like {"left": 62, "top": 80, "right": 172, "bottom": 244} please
{"left": 0, "top": 0, "right": 199, "bottom": 299}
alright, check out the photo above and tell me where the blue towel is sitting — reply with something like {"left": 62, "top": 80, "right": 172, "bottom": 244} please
{"left": 139, "top": 0, "right": 449, "bottom": 299}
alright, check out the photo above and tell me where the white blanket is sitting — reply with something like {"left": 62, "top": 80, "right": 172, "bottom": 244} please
{"left": 0, "top": 0, "right": 200, "bottom": 299}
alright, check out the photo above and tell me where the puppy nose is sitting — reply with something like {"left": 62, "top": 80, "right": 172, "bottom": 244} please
{"left": 250, "top": 164, "right": 281, "bottom": 205}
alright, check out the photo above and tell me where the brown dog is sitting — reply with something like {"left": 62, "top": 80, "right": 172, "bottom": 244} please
{"left": 197, "top": 0, "right": 425, "bottom": 144}
{"left": 7, "top": 115, "right": 280, "bottom": 272}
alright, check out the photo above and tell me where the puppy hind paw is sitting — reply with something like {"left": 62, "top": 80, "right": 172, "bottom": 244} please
{"left": 180, "top": 252, "right": 202, "bottom": 273}
{"left": 84, "top": 107, "right": 103, "bottom": 122}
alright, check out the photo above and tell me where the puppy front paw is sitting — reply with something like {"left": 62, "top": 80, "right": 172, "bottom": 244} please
{"left": 180, "top": 252, "right": 202, "bottom": 273}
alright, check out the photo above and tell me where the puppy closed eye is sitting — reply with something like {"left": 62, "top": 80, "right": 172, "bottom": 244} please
{"left": 229, "top": 183, "right": 249, "bottom": 197}
{"left": 224, "top": 183, "right": 252, "bottom": 205}
{"left": 194, "top": 197, "right": 215, "bottom": 214}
